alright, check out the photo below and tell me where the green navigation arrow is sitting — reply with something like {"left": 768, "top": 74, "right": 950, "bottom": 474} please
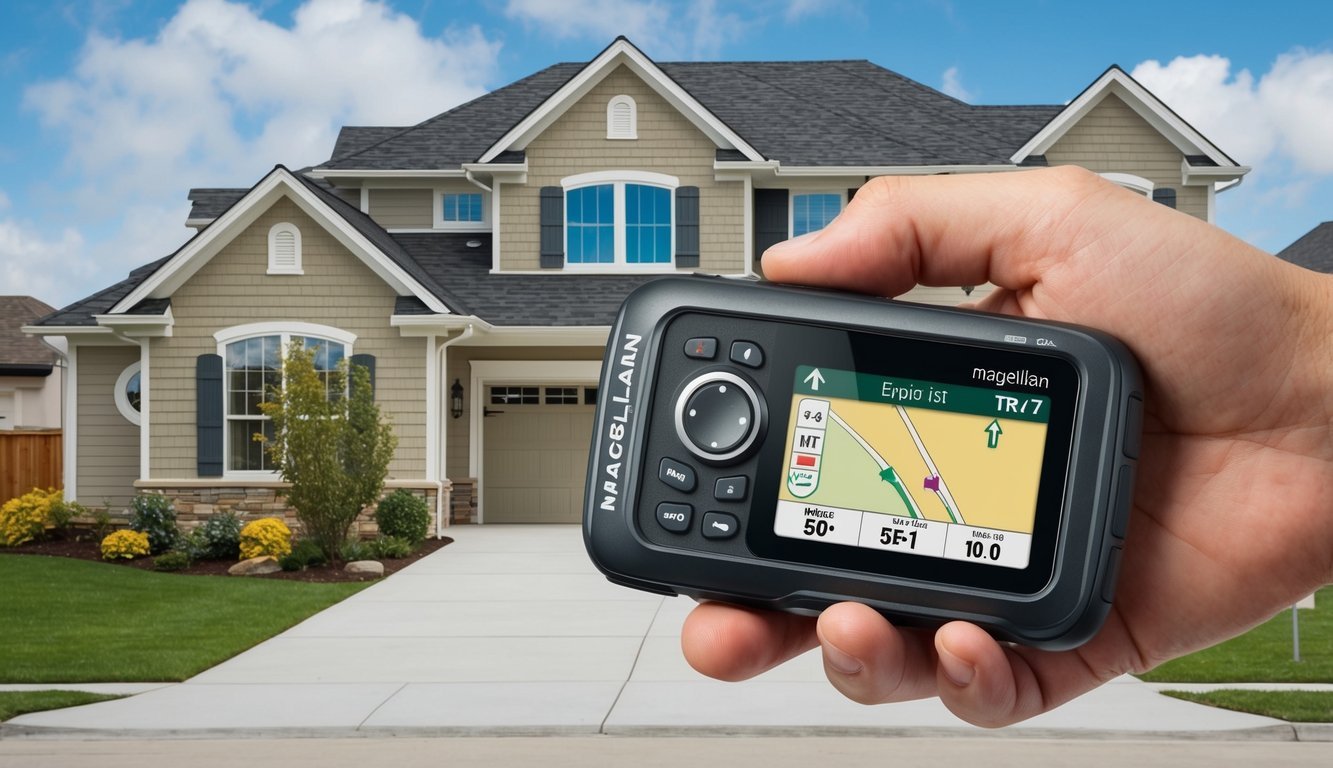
{"left": 984, "top": 419, "right": 1003, "bottom": 449}
{"left": 879, "top": 466, "right": 919, "bottom": 519}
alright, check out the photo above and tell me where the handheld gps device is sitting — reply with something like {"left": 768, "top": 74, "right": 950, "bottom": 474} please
{"left": 584, "top": 276, "right": 1143, "bottom": 649}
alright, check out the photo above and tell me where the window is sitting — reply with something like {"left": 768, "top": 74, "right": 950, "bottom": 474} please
{"left": 443, "top": 192, "right": 483, "bottom": 222}
{"left": 490, "top": 386, "right": 539, "bottom": 405}
{"left": 607, "top": 95, "right": 637, "bottom": 139}
{"left": 219, "top": 329, "right": 349, "bottom": 473}
{"left": 562, "top": 172, "right": 677, "bottom": 268}
{"left": 791, "top": 193, "right": 843, "bottom": 237}
{"left": 1152, "top": 188, "right": 1177, "bottom": 209}
{"left": 544, "top": 387, "right": 579, "bottom": 405}
{"left": 114, "top": 362, "right": 142, "bottom": 426}
{"left": 267, "top": 222, "right": 302, "bottom": 274}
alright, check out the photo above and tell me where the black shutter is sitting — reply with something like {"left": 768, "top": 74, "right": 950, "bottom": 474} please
{"left": 754, "top": 189, "right": 789, "bottom": 263}
{"left": 675, "top": 186, "right": 700, "bottom": 268}
{"left": 350, "top": 353, "right": 376, "bottom": 396}
{"left": 196, "top": 354, "right": 224, "bottom": 477}
{"left": 1152, "top": 188, "right": 1177, "bottom": 209}
{"left": 539, "top": 186, "right": 564, "bottom": 268}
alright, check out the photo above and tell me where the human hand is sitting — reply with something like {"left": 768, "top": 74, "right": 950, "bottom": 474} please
{"left": 681, "top": 166, "right": 1333, "bottom": 726}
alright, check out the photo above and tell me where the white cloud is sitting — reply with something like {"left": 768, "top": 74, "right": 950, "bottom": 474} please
{"left": 16, "top": 0, "right": 502, "bottom": 307}
{"left": 0, "top": 190, "right": 10, "bottom": 212}
{"left": 503, "top": 0, "right": 745, "bottom": 59}
{"left": 0, "top": 218, "right": 86, "bottom": 302}
{"left": 1132, "top": 50, "right": 1333, "bottom": 174}
{"left": 940, "top": 66, "right": 974, "bottom": 102}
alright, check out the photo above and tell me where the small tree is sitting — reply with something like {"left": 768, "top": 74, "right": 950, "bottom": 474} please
{"left": 259, "top": 345, "right": 397, "bottom": 561}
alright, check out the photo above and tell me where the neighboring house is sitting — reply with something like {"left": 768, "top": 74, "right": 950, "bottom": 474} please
{"left": 24, "top": 38, "right": 1248, "bottom": 532}
{"left": 1276, "top": 221, "right": 1333, "bottom": 273}
{"left": 1, "top": 296, "right": 62, "bottom": 431}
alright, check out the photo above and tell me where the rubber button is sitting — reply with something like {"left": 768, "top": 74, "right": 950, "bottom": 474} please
{"left": 1101, "top": 546, "right": 1124, "bottom": 603}
{"left": 1112, "top": 465, "right": 1134, "bottom": 539}
{"left": 658, "top": 458, "right": 697, "bottom": 493}
{"left": 1122, "top": 395, "right": 1144, "bottom": 459}
{"left": 685, "top": 337, "right": 717, "bottom": 359}
{"left": 682, "top": 381, "right": 754, "bottom": 454}
{"left": 730, "top": 340, "right": 763, "bottom": 368}
{"left": 701, "top": 511, "right": 740, "bottom": 539}
{"left": 656, "top": 502, "right": 692, "bottom": 533}
{"left": 714, "top": 475, "right": 748, "bottom": 501}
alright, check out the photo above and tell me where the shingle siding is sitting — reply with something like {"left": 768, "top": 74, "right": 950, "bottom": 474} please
{"left": 1044, "top": 93, "right": 1208, "bottom": 221}
{"left": 500, "top": 65, "right": 746, "bottom": 272}
{"left": 148, "top": 197, "right": 427, "bottom": 479}
{"left": 75, "top": 345, "right": 139, "bottom": 508}
{"left": 368, "top": 188, "right": 434, "bottom": 229}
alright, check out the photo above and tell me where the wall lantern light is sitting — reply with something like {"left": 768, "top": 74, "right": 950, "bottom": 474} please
{"left": 450, "top": 379, "right": 464, "bottom": 419}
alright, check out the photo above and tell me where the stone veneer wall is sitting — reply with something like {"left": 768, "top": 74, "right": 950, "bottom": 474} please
{"left": 136, "top": 482, "right": 448, "bottom": 538}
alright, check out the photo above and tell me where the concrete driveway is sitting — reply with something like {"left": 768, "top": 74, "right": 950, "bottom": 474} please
{"left": 5, "top": 525, "right": 1303, "bottom": 739}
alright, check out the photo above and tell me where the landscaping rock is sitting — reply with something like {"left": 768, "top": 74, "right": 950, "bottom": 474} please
{"left": 229, "top": 556, "right": 281, "bottom": 576}
{"left": 344, "top": 560, "right": 384, "bottom": 577}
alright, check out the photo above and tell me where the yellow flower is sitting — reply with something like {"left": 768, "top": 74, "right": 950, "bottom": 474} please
{"left": 238, "top": 517, "right": 292, "bottom": 560}
{"left": 101, "top": 530, "right": 151, "bottom": 560}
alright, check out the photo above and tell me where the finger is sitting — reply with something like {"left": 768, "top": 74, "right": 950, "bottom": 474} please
{"left": 681, "top": 602, "right": 818, "bottom": 682}
{"left": 933, "top": 621, "right": 1112, "bottom": 728}
{"left": 761, "top": 167, "right": 1120, "bottom": 297}
{"left": 815, "top": 602, "right": 939, "bottom": 704}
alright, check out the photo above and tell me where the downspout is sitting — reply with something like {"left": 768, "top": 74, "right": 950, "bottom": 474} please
{"left": 464, "top": 171, "right": 492, "bottom": 193}
{"left": 435, "top": 323, "right": 475, "bottom": 538}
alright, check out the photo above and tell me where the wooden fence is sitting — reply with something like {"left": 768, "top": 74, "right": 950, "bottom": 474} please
{"left": 0, "top": 430, "right": 62, "bottom": 501}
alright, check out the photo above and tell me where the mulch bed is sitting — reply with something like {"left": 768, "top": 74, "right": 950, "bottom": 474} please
{"left": 0, "top": 534, "right": 453, "bottom": 583}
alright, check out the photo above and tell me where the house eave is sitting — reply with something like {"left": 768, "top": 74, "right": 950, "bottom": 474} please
{"left": 94, "top": 307, "right": 175, "bottom": 338}
{"left": 1182, "top": 159, "right": 1251, "bottom": 185}
{"left": 307, "top": 169, "right": 468, "bottom": 179}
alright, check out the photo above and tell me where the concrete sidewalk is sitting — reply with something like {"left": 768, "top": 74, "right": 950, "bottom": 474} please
{"left": 2, "top": 526, "right": 1320, "bottom": 740}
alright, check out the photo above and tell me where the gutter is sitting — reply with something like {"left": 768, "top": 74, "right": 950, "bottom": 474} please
{"left": 435, "top": 323, "right": 475, "bottom": 537}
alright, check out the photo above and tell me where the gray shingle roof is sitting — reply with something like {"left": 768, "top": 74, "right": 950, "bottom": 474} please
{"left": 1276, "top": 222, "right": 1333, "bottom": 273}
{"left": 187, "top": 188, "right": 248, "bottom": 221}
{"left": 33, "top": 257, "right": 173, "bottom": 327}
{"left": 1, "top": 296, "right": 58, "bottom": 372}
{"left": 321, "top": 59, "right": 1062, "bottom": 170}
{"left": 391, "top": 233, "right": 662, "bottom": 326}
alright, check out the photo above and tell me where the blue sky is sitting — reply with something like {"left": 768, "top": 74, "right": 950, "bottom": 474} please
{"left": 3, "top": 0, "right": 1332, "bottom": 309}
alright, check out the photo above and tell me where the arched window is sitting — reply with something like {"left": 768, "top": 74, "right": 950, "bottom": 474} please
{"left": 267, "top": 222, "right": 303, "bottom": 274}
{"left": 561, "top": 171, "right": 677, "bottom": 268}
{"left": 607, "top": 95, "right": 637, "bottom": 140}
{"left": 114, "top": 362, "right": 142, "bottom": 426}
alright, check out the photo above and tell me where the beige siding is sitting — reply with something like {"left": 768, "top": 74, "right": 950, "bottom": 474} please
{"left": 367, "top": 188, "right": 433, "bottom": 229}
{"left": 333, "top": 185, "right": 361, "bottom": 208}
{"left": 76, "top": 345, "right": 139, "bottom": 508}
{"left": 443, "top": 345, "right": 604, "bottom": 480}
{"left": 501, "top": 64, "right": 746, "bottom": 272}
{"left": 1045, "top": 92, "right": 1208, "bottom": 220}
{"left": 149, "top": 196, "right": 427, "bottom": 479}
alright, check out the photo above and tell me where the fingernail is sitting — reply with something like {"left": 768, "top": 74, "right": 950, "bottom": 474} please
{"left": 938, "top": 646, "right": 975, "bottom": 687}
{"left": 822, "top": 641, "right": 863, "bottom": 676}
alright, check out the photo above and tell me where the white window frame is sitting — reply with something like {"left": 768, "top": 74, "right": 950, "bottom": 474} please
{"left": 561, "top": 170, "right": 677, "bottom": 271}
{"left": 114, "top": 361, "right": 142, "bottom": 426}
{"left": 267, "top": 222, "right": 303, "bottom": 275}
{"left": 214, "top": 322, "right": 357, "bottom": 478}
{"left": 433, "top": 189, "right": 491, "bottom": 231}
{"left": 789, "top": 190, "right": 847, "bottom": 238}
{"left": 607, "top": 94, "right": 637, "bottom": 139}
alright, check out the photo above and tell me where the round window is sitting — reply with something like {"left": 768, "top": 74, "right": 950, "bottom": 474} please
{"left": 114, "top": 362, "right": 143, "bottom": 425}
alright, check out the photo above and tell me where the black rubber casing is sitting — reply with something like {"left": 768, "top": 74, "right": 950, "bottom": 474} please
{"left": 584, "top": 276, "right": 1143, "bottom": 650}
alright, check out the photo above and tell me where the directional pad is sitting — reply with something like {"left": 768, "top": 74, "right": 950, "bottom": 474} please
{"left": 674, "top": 371, "right": 764, "bottom": 463}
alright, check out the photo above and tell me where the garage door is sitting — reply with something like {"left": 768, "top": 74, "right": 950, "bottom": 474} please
{"left": 483, "top": 384, "right": 596, "bottom": 523}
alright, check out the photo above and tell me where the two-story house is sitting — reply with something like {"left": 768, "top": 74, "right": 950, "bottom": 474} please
{"left": 25, "top": 38, "right": 1247, "bottom": 533}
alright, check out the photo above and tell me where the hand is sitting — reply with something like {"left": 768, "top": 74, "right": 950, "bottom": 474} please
{"left": 680, "top": 166, "right": 1333, "bottom": 727}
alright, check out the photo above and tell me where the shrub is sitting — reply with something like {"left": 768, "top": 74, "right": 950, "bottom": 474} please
{"left": 129, "top": 494, "right": 179, "bottom": 555}
{"left": 239, "top": 517, "right": 292, "bottom": 560}
{"left": 188, "top": 512, "right": 243, "bottom": 560}
{"left": 153, "top": 550, "right": 191, "bottom": 572}
{"left": 278, "top": 538, "right": 328, "bottom": 571}
{"left": 339, "top": 539, "right": 371, "bottom": 563}
{"left": 259, "top": 346, "right": 396, "bottom": 562}
{"left": 91, "top": 506, "right": 115, "bottom": 540}
{"left": 101, "top": 530, "right": 151, "bottom": 560}
{"left": 366, "top": 535, "right": 414, "bottom": 559}
{"left": 47, "top": 496, "right": 87, "bottom": 535}
{"left": 374, "top": 490, "right": 429, "bottom": 544}
{"left": 0, "top": 488, "right": 59, "bottom": 547}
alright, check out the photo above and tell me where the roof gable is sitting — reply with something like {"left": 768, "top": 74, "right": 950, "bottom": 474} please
{"left": 1012, "top": 66, "right": 1245, "bottom": 170}
{"left": 110, "top": 166, "right": 451, "bottom": 316}
{"left": 477, "top": 37, "right": 764, "bottom": 164}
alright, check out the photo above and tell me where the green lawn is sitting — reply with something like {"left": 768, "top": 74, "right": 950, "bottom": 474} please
{"left": 1139, "top": 586, "right": 1332, "bottom": 683}
{"left": 1161, "top": 690, "right": 1333, "bottom": 723}
{"left": 0, "top": 556, "right": 368, "bottom": 683}
{"left": 0, "top": 691, "right": 122, "bottom": 721}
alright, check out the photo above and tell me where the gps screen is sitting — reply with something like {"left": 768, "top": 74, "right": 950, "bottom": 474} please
{"left": 773, "top": 366, "right": 1050, "bottom": 570}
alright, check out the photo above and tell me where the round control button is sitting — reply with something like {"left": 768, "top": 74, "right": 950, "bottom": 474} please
{"left": 674, "top": 372, "right": 764, "bottom": 463}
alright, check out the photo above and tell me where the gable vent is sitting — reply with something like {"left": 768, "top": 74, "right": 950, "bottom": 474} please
{"left": 267, "top": 222, "right": 303, "bottom": 275}
{"left": 607, "top": 95, "right": 637, "bottom": 140}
